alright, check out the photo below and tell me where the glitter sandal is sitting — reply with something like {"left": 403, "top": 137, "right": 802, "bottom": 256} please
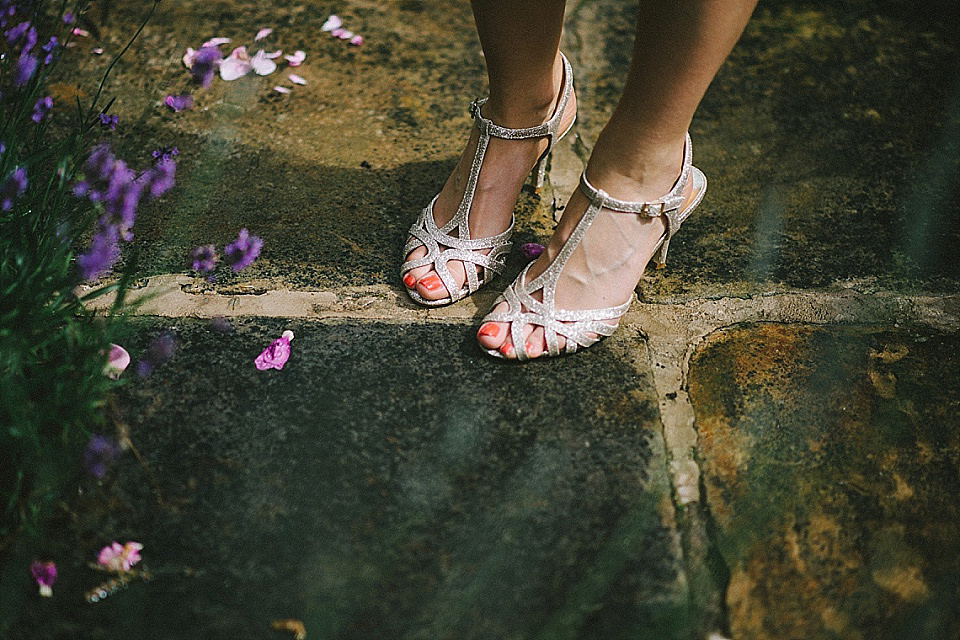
{"left": 480, "top": 133, "right": 706, "bottom": 361}
{"left": 401, "top": 53, "right": 577, "bottom": 307}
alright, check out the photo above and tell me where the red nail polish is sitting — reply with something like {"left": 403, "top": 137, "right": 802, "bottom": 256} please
{"left": 420, "top": 275, "right": 442, "bottom": 291}
{"left": 500, "top": 343, "right": 515, "bottom": 357}
{"left": 478, "top": 324, "right": 500, "bottom": 339}
{"left": 403, "top": 273, "right": 417, "bottom": 288}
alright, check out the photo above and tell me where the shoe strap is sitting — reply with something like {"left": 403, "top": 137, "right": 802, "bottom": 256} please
{"left": 469, "top": 52, "right": 574, "bottom": 146}
{"left": 578, "top": 133, "right": 693, "bottom": 218}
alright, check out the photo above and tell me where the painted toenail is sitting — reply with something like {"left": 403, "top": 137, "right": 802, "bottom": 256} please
{"left": 420, "top": 275, "right": 442, "bottom": 291}
{"left": 402, "top": 273, "right": 417, "bottom": 288}
{"left": 500, "top": 343, "right": 515, "bottom": 357}
{"left": 478, "top": 324, "right": 500, "bottom": 339}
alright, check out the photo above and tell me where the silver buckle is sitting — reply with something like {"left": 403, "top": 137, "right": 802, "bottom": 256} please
{"left": 641, "top": 202, "right": 665, "bottom": 217}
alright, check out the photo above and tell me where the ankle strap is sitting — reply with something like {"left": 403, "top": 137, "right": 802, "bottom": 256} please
{"left": 469, "top": 52, "right": 574, "bottom": 141}
{"left": 579, "top": 134, "right": 693, "bottom": 217}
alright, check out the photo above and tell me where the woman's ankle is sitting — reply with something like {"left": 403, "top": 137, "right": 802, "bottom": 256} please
{"left": 585, "top": 131, "right": 687, "bottom": 202}
{"left": 483, "top": 55, "right": 566, "bottom": 128}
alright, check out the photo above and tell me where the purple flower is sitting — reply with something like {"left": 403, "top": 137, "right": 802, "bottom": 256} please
{"left": 142, "top": 159, "right": 176, "bottom": 198}
{"left": 98, "top": 113, "right": 118, "bottom": 130}
{"left": 42, "top": 36, "right": 58, "bottom": 64}
{"left": 190, "top": 46, "right": 222, "bottom": 88}
{"left": 189, "top": 244, "right": 218, "bottom": 272}
{"left": 255, "top": 330, "right": 294, "bottom": 370}
{"left": 100, "top": 161, "right": 142, "bottom": 240}
{"left": 224, "top": 228, "right": 263, "bottom": 271}
{"left": 84, "top": 145, "right": 116, "bottom": 180}
{"left": 30, "top": 561, "right": 57, "bottom": 597}
{"left": 15, "top": 52, "right": 38, "bottom": 86}
{"left": 83, "top": 435, "right": 120, "bottom": 479}
{"left": 1, "top": 166, "right": 27, "bottom": 211}
{"left": 164, "top": 93, "right": 193, "bottom": 112}
{"left": 4, "top": 19, "right": 29, "bottom": 45}
{"left": 520, "top": 242, "right": 545, "bottom": 260}
{"left": 151, "top": 146, "right": 179, "bottom": 164}
{"left": 76, "top": 227, "right": 120, "bottom": 280}
{"left": 63, "top": 13, "right": 75, "bottom": 24}
{"left": 31, "top": 95, "right": 52, "bottom": 123}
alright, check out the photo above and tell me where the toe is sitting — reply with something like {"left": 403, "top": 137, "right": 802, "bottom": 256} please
{"left": 477, "top": 301, "right": 511, "bottom": 350}
{"left": 524, "top": 326, "right": 545, "bottom": 359}
{"left": 402, "top": 242, "right": 432, "bottom": 283}
{"left": 416, "top": 272, "right": 450, "bottom": 301}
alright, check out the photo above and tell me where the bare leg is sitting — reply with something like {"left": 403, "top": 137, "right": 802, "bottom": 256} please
{"left": 479, "top": 0, "right": 758, "bottom": 357}
{"left": 402, "top": 0, "right": 576, "bottom": 302}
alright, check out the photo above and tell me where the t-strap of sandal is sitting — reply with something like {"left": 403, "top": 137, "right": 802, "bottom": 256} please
{"left": 481, "top": 133, "right": 706, "bottom": 361}
{"left": 401, "top": 53, "right": 577, "bottom": 307}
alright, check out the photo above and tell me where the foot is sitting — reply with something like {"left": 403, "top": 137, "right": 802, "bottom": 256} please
{"left": 476, "top": 142, "right": 699, "bottom": 359}
{"left": 402, "top": 56, "right": 577, "bottom": 303}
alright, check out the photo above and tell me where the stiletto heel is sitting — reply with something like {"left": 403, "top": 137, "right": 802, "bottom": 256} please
{"left": 401, "top": 53, "right": 577, "bottom": 307}
{"left": 480, "top": 134, "right": 706, "bottom": 361}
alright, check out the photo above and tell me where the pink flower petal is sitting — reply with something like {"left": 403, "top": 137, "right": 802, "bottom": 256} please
{"left": 520, "top": 242, "right": 546, "bottom": 260}
{"left": 251, "top": 49, "right": 277, "bottom": 75}
{"left": 182, "top": 47, "right": 197, "bottom": 69}
{"left": 289, "top": 74, "right": 306, "bottom": 85}
{"left": 255, "top": 330, "right": 294, "bottom": 370}
{"left": 284, "top": 50, "right": 306, "bottom": 66}
{"left": 332, "top": 28, "right": 354, "bottom": 40}
{"left": 201, "top": 37, "right": 232, "bottom": 48}
{"left": 103, "top": 344, "right": 130, "bottom": 379}
{"left": 321, "top": 15, "right": 343, "bottom": 32}
{"left": 349, "top": 35, "right": 364, "bottom": 46}
{"left": 72, "top": 27, "right": 90, "bottom": 37}
{"left": 254, "top": 27, "right": 273, "bottom": 41}
{"left": 273, "top": 86, "right": 292, "bottom": 94}
{"left": 264, "top": 49, "right": 283, "bottom": 59}
{"left": 220, "top": 56, "right": 252, "bottom": 81}
{"left": 92, "top": 47, "right": 104, "bottom": 54}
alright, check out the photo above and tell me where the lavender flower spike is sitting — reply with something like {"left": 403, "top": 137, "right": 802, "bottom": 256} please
{"left": 0, "top": 167, "right": 27, "bottom": 211}
{"left": 84, "top": 435, "right": 120, "bottom": 479}
{"left": 224, "top": 228, "right": 263, "bottom": 271}
{"left": 189, "top": 244, "right": 218, "bottom": 272}
{"left": 31, "top": 95, "right": 52, "bottom": 122}
{"left": 191, "top": 46, "right": 222, "bottom": 88}
{"left": 15, "top": 52, "right": 38, "bottom": 87}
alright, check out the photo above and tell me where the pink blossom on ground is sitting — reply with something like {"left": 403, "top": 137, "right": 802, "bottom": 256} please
{"left": 264, "top": 49, "right": 283, "bottom": 59}
{"left": 254, "top": 27, "right": 273, "bottom": 41}
{"left": 92, "top": 47, "right": 104, "bottom": 54}
{"left": 349, "top": 35, "right": 364, "bottom": 46}
{"left": 321, "top": 15, "right": 343, "bottom": 32}
{"left": 220, "top": 46, "right": 252, "bottom": 81}
{"left": 251, "top": 49, "right": 277, "bottom": 75}
{"left": 201, "top": 37, "right": 232, "bottom": 48}
{"left": 273, "top": 86, "right": 292, "bottom": 94}
{"left": 30, "top": 561, "right": 57, "bottom": 597}
{"left": 289, "top": 74, "right": 306, "bottom": 85}
{"left": 255, "top": 330, "right": 294, "bottom": 370}
{"left": 72, "top": 27, "right": 90, "bottom": 37}
{"left": 284, "top": 50, "right": 305, "bottom": 66}
{"left": 332, "top": 28, "right": 354, "bottom": 40}
{"left": 103, "top": 344, "right": 130, "bottom": 379}
{"left": 97, "top": 542, "right": 143, "bottom": 573}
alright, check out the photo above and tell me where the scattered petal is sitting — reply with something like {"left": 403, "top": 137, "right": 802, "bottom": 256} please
{"left": 264, "top": 49, "right": 283, "bottom": 59}
{"left": 71, "top": 27, "right": 90, "bottom": 37}
{"left": 201, "top": 36, "right": 232, "bottom": 48}
{"left": 255, "top": 330, "right": 294, "bottom": 371}
{"left": 164, "top": 93, "right": 193, "bottom": 112}
{"left": 321, "top": 15, "right": 343, "bottom": 32}
{"left": 91, "top": 47, "right": 103, "bottom": 54}
{"left": 97, "top": 542, "right": 143, "bottom": 573}
{"left": 250, "top": 49, "right": 277, "bottom": 75}
{"left": 182, "top": 47, "right": 197, "bottom": 69}
{"left": 103, "top": 344, "right": 130, "bottom": 379}
{"left": 332, "top": 28, "right": 354, "bottom": 40}
{"left": 30, "top": 562, "right": 57, "bottom": 598}
{"left": 273, "top": 86, "right": 292, "bottom": 94}
{"left": 284, "top": 50, "right": 305, "bottom": 66}
{"left": 349, "top": 35, "right": 364, "bottom": 46}
{"left": 254, "top": 27, "right": 273, "bottom": 41}
{"left": 219, "top": 51, "right": 252, "bottom": 81}
{"left": 288, "top": 74, "right": 306, "bottom": 85}
{"left": 520, "top": 242, "right": 545, "bottom": 260}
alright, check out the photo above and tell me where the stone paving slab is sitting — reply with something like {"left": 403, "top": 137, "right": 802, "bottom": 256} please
{"left": 688, "top": 323, "right": 960, "bottom": 639}
{"left": 58, "top": 0, "right": 960, "bottom": 297}
{"left": 10, "top": 318, "right": 693, "bottom": 640}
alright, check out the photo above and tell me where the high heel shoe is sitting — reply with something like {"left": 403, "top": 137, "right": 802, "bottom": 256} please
{"left": 401, "top": 53, "right": 577, "bottom": 307}
{"left": 480, "top": 133, "right": 706, "bottom": 361}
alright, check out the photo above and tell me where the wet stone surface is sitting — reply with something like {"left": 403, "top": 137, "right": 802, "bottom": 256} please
{"left": 12, "top": 319, "right": 687, "bottom": 640}
{"left": 688, "top": 324, "right": 960, "bottom": 639}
